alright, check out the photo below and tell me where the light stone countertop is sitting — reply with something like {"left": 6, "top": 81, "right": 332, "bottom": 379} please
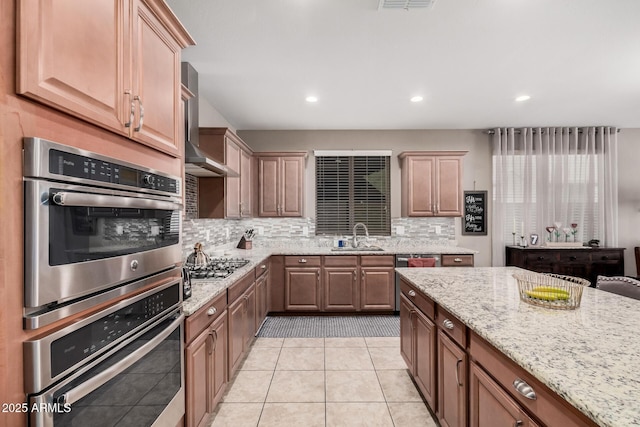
{"left": 182, "top": 245, "right": 476, "bottom": 316}
{"left": 396, "top": 266, "right": 640, "bottom": 427}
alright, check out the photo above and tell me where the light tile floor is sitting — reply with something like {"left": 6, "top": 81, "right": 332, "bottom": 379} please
{"left": 209, "top": 337, "right": 439, "bottom": 427}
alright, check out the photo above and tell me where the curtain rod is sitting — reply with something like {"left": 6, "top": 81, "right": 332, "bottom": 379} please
{"left": 485, "top": 128, "right": 620, "bottom": 135}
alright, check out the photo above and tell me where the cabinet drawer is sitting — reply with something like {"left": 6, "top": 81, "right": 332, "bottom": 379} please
{"left": 228, "top": 271, "right": 255, "bottom": 303}
{"left": 593, "top": 250, "right": 622, "bottom": 262}
{"left": 558, "top": 251, "right": 590, "bottom": 263}
{"left": 436, "top": 305, "right": 467, "bottom": 348}
{"left": 285, "top": 256, "right": 321, "bottom": 267}
{"left": 255, "top": 260, "right": 269, "bottom": 278}
{"left": 400, "top": 279, "right": 434, "bottom": 320}
{"left": 361, "top": 255, "right": 395, "bottom": 267}
{"left": 469, "top": 332, "right": 597, "bottom": 427}
{"left": 324, "top": 255, "right": 358, "bottom": 267}
{"left": 441, "top": 254, "right": 474, "bottom": 267}
{"left": 185, "top": 292, "right": 227, "bottom": 344}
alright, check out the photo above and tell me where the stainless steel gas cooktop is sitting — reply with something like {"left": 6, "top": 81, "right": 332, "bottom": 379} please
{"left": 186, "top": 257, "right": 250, "bottom": 279}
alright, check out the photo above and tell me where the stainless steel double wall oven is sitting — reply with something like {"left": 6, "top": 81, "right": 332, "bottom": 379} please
{"left": 23, "top": 138, "right": 185, "bottom": 427}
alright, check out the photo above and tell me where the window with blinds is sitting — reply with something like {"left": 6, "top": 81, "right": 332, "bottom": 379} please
{"left": 316, "top": 155, "right": 391, "bottom": 236}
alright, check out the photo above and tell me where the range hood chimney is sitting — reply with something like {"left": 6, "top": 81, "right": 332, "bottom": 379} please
{"left": 181, "top": 62, "right": 235, "bottom": 177}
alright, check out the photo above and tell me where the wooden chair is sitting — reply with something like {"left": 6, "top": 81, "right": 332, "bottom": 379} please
{"left": 635, "top": 247, "right": 640, "bottom": 277}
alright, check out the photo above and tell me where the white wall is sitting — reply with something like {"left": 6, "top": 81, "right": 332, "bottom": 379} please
{"left": 617, "top": 129, "right": 640, "bottom": 276}
{"left": 238, "top": 129, "right": 493, "bottom": 267}
{"left": 199, "top": 97, "right": 237, "bottom": 132}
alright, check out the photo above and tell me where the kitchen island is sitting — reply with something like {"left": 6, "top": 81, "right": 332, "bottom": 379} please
{"left": 396, "top": 266, "right": 640, "bottom": 427}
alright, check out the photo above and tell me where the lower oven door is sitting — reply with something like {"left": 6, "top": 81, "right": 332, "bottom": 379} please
{"left": 28, "top": 311, "right": 184, "bottom": 427}
{"left": 24, "top": 178, "right": 182, "bottom": 309}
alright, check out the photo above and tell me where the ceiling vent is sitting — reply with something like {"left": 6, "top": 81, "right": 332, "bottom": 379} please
{"left": 378, "top": 0, "right": 437, "bottom": 10}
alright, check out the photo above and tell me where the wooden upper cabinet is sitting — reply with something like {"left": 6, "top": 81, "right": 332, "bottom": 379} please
{"left": 399, "top": 151, "right": 467, "bottom": 217}
{"left": 17, "top": 0, "right": 194, "bottom": 158}
{"left": 256, "top": 153, "right": 307, "bottom": 217}
{"left": 198, "top": 128, "right": 252, "bottom": 219}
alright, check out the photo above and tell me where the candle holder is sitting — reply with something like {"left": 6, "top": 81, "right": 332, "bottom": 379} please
{"left": 520, "top": 235, "right": 525, "bottom": 247}
{"left": 512, "top": 232, "right": 517, "bottom": 246}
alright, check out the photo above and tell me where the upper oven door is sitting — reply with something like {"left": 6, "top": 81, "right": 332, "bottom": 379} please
{"left": 24, "top": 179, "right": 182, "bottom": 309}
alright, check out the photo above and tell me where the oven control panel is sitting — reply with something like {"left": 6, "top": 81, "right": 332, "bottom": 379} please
{"left": 49, "top": 284, "right": 181, "bottom": 378}
{"left": 48, "top": 148, "right": 179, "bottom": 194}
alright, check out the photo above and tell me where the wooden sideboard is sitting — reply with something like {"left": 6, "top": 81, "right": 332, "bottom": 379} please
{"left": 505, "top": 246, "right": 625, "bottom": 286}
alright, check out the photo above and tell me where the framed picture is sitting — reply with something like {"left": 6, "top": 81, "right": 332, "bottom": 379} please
{"left": 462, "top": 191, "right": 487, "bottom": 235}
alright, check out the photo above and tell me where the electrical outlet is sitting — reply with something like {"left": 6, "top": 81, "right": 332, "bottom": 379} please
{"left": 150, "top": 226, "right": 160, "bottom": 236}
{"left": 435, "top": 225, "right": 441, "bottom": 234}
{"left": 396, "top": 225, "right": 405, "bottom": 235}
{"left": 206, "top": 229, "right": 210, "bottom": 240}
{"left": 225, "top": 227, "right": 229, "bottom": 240}
{"left": 302, "top": 226, "right": 309, "bottom": 237}
{"left": 257, "top": 226, "right": 264, "bottom": 235}
{"left": 116, "top": 225, "right": 124, "bottom": 235}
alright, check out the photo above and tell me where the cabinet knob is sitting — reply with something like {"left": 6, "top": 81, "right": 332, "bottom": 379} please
{"left": 443, "top": 319, "right": 455, "bottom": 330}
{"left": 454, "top": 258, "right": 462, "bottom": 263}
{"left": 408, "top": 290, "right": 416, "bottom": 297}
{"left": 261, "top": 264, "right": 267, "bottom": 269}
{"left": 513, "top": 378, "right": 537, "bottom": 400}
{"left": 602, "top": 256, "right": 609, "bottom": 260}
{"left": 299, "top": 258, "right": 307, "bottom": 263}
{"left": 207, "top": 307, "right": 217, "bottom": 316}
{"left": 537, "top": 256, "right": 545, "bottom": 261}
{"left": 569, "top": 256, "right": 577, "bottom": 261}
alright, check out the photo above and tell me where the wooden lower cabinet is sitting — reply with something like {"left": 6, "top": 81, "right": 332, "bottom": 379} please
{"left": 228, "top": 282, "right": 256, "bottom": 378}
{"left": 360, "top": 266, "right": 395, "bottom": 310}
{"left": 255, "top": 264, "right": 269, "bottom": 331}
{"left": 399, "top": 293, "right": 437, "bottom": 409}
{"left": 438, "top": 330, "right": 467, "bottom": 427}
{"left": 285, "top": 267, "right": 321, "bottom": 311}
{"left": 185, "top": 296, "right": 228, "bottom": 427}
{"left": 324, "top": 267, "right": 358, "bottom": 311}
{"left": 469, "top": 361, "right": 539, "bottom": 427}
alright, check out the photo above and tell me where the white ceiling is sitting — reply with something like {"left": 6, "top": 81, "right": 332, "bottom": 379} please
{"left": 166, "top": 0, "right": 640, "bottom": 131}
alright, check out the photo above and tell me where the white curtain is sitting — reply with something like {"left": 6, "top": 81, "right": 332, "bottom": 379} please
{"left": 492, "top": 127, "right": 618, "bottom": 266}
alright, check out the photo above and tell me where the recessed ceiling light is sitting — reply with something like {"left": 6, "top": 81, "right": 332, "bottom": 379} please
{"left": 410, "top": 96, "right": 423, "bottom": 103}
{"left": 515, "top": 95, "right": 531, "bottom": 102}
{"left": 305, "top": 96, "right": 318, "bottom": 103}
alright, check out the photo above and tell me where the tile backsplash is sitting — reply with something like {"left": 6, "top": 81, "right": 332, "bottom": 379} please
{"left": 182, "top": 173, "right": 455, "bottom": 257}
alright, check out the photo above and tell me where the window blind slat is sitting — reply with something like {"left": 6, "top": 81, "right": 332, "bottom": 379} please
{"left": 316, "top": 156, "right": 390, "bottom": 235}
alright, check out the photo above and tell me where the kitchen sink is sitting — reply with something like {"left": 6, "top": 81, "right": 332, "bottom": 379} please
{"left": 331, "top": 246, "right": 385, "bottom": 252}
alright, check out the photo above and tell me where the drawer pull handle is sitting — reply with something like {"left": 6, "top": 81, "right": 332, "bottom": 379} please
{"left": 299, "top": 258, "right": 307, "bottom": 263}
{"left": 537, "top": 256, "right": 545, "bottom": 261}
{"left": 207, "top": 307, "right": 217, "bottom": 316}
{"left": 569, "top": 256, "right": 577, "bottom": 261}
{"left": 261, "top": 264, "right": 267, "bottom": 269}
{"left": 514, "top": 421, "right": 523, "bottom": 427}
{"left": 455, "top": 359, "right": 463, "bottom": 387}
{"left": 454, "top": 258, "right": 462, "bottom": 263}
{"left": 443, "top": 319, "right": 455, "bottom": 330}
{"left": 513, "top": 378, "right": 537, "bottom": 400}
{"left": 602, "top": 256, "right": 609, "bottom": 260}
{"left": 408, "top": 290, "right": 416, "bottom": 297}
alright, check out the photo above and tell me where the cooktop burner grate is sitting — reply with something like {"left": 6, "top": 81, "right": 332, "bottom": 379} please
{"left": 186, "top": 257, "right": 250, "bottom": 279}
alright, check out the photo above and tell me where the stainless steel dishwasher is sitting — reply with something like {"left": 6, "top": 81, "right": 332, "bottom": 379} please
{"left": 395, "top": 254, "right": 441, "bottom": 311}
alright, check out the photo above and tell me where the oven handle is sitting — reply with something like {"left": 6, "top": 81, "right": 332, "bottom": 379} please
{"left": 51, "top": 191, "right": 182, "bottom": 211}
{"left": 57, "top": 313, "right": 183, "bottom": 407}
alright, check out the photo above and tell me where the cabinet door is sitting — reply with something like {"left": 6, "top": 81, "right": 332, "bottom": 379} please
{"left": 131, "top": 0, "right": 181, "bottom": 156}
{"left": 438, "top": 330, "right": 467, "bottom": 427}
{"left": 17, "top": 0, "right": 128, "bottom": 136}
{"left": 414, "top": 309, "right": 437, "bottom": 411}
{"left": 240, "top": 149, "right": 252, "bottom": 217}
{"left": 280, "top": 157, "right": 304, "bottom": 216}
{"left": 244, "top": 284, "right": 257, "bottom": 348}
{"left": 225, "top": 140, "right": 241, "bottom": 218}
{"left": 210, "top": 314, "right": 228, "bottom": 412}
{"left": 185, "top": 327, "right": 212, "bottom": 427}
{"left": 435, "top": 157, "right": 463, "bottom": 216}
{"left": 469, "top": 362, "right": 539, "bottom": 427}
{"left": 255, "top": 272, "right": 269, "bottom": 331}
{"left": 258, "top": 157, "right": 280, "bottom": 216}
{"left": 324, "top": 268, "right": 358, "bottom": 311}
{"left": 405, "top": 156, "right": 435, "bottom": 216}
{"left": 285, "top": 268, "right": 321, "bottom": 311}
{"left": 360, "top": 267, "right": 395, "bottom": 311}
{"left": 399, "top": 294, "right": 414, "bottom": 370}
{"left": 227, "top": 296, "right": 245, "bottom": 378}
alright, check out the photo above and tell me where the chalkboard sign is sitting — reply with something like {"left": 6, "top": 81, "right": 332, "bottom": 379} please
{"left": 462, "top": 191, "right": 487, "bottom": 235}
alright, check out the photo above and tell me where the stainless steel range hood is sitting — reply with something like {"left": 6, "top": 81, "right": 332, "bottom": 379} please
{"left": 184, "top": 142, "right": 237, "bottom": 177}
{"left": 182, "top": 62, "right": 236, "bottom": 177}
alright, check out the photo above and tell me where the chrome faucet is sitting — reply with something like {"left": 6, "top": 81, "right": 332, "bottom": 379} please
{"left": 352, "top": 222, "right": 369, "bottom": 248}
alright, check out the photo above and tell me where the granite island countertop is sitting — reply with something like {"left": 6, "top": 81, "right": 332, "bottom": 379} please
{"left": 182, "top": 245, "right": 476, "bottom": 316}
{"left": 396, "top": 266, "right": 640, "bottom": 427}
